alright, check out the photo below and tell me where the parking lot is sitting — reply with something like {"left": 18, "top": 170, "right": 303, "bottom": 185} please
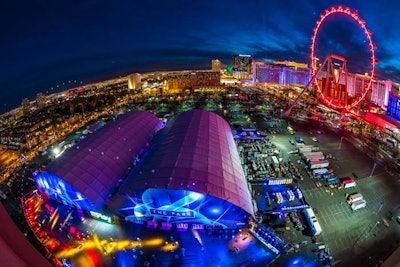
{"left": 243, "top": 115, "right": 400, "bottom": 266}
{"left": 285, "top": 120, "right": 400, "bottom": 266}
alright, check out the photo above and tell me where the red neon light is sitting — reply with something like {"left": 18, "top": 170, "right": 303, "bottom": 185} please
{"left": 310, "top": 5, "right": 376, "bottom": 110}
{"left": 86, "top": 249, "right": 100, "bottom": 266}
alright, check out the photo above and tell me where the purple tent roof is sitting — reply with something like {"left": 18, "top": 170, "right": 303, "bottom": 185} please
{"left": 117, "top": 109, "right": 254, "bottom": 216}
{"left": 45, "top": 110, "right": 163, "bottom": 209}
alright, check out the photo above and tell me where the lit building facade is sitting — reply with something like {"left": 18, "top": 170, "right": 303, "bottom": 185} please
{"left": 190, "top": 71, "right": 221, "bottom": 90}
{"left": 128, "top": 73, "right": 141, "bottom": 90}
{"left": 345, "top": 73, "right": 391, "bottom": 108}
{"left": 35, "top": 93, "right": 46, "bottom": 109}
{"left": 316, "top": 70, "right": 391, "bottom": 109}
{"left": 212, "top": 59, "right": 221, "bottom": 72}
{"left": 387, "top": 92, "right": 400, "bottom": 121}
{"left": 165, "top": 71, "right": 221, "bottom": 94}
{"left": 253, "top": 61, "right": 310, "bottom": 86}
{"left": 165, "top": 73, "right": 192, "bottom": 93}
{"left": 232, "top": 54, "right": 252, "bottom": 79}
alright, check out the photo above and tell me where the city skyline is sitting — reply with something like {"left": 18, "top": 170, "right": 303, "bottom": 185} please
{"left": 1, "top": 0, "right": 400, "bottom": 112}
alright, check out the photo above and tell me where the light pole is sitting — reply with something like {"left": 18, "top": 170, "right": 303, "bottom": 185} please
{"left": 369, "top": 162, "right": 377, "bottom": 177}
{"left": 376, "top": 201, "right": 384, "bottom": 214}
{"left": 339, "top": 136, "right": 343, "bottom": 149}
{"left": 370, "top": 220, "right": 380, "bottom": 233}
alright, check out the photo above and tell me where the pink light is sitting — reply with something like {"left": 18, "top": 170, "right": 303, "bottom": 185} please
{"left": 69, "top": 225, "right": 76, "bottom": 234}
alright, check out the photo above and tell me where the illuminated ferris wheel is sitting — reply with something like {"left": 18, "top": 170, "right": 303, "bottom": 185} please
{"left": 310, "top": 5, "right": 377, "bottom": 110}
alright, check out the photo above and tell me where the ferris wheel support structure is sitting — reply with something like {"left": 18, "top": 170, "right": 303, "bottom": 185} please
{"left": 282, "top": 56, "right": 328, "bottom": 117}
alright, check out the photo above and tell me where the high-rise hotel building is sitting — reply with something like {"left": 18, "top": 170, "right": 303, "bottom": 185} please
{"left": 347, "top": 73, "right": 391, "bottom": 109}
{"left": 253, "top": 61, "right": 310, "bottom": 86}
{"left": 128, "top": 73, "right": 141, "bottom": 90}
{"left": 232, "top": 54, "right": 253, "bottom": 79}
{"left": 212, "top": 59, "right": 221, "bottom": 72}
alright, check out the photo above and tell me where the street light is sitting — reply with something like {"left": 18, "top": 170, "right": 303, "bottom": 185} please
{"left": 376, "top": 201, "right": 384, "bottom": 214}
{"left": 369, "top": 162, "right": 377, "bottom": 177}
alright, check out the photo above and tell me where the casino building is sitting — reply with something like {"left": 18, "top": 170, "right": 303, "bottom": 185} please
{"left": 35, "top": 109, "right": 254, "bottom": 229}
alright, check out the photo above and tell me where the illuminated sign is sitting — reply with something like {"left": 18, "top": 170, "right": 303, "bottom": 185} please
{"left": 266, "top": 178, "right": 293, "bottom": 185}
{"left": 149, "top": 209, "right": 195, "bottom": 218}
{"left": 114, "top": 188, "right": 252, "bottom": 228}
{"left": 280, "top": 204, "right": 309, "bottom": 211}
{"left": 89, "top": 211, "right": 112, "bottom": 224}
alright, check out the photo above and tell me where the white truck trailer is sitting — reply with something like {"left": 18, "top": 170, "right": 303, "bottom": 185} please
{"left": 351, "top": 199, "right": 367, "bottom": 210}
{"left": 308, "top": 160, "right": 329, "bottom": 169}
{"left": 347, "top": 193, "right": 363, "bottom": 204}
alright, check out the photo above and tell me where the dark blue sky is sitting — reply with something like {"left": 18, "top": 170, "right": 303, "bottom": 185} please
{"left": 1, "top": 0, "right": 399, "bottom": 113}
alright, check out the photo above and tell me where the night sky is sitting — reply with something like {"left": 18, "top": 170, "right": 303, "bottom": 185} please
{"left": 1, "top": 0, "right": 399, "bottom": 113}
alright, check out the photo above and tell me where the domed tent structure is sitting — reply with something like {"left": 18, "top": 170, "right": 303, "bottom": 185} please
{"left": 35, "top": 110, "right": 163, "bottom": 212}
{"left": 0, "top": 203, "right": 54, "bottom": 267}
{"left": 111, "top": 109, "right": 254, "bottom": 228}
